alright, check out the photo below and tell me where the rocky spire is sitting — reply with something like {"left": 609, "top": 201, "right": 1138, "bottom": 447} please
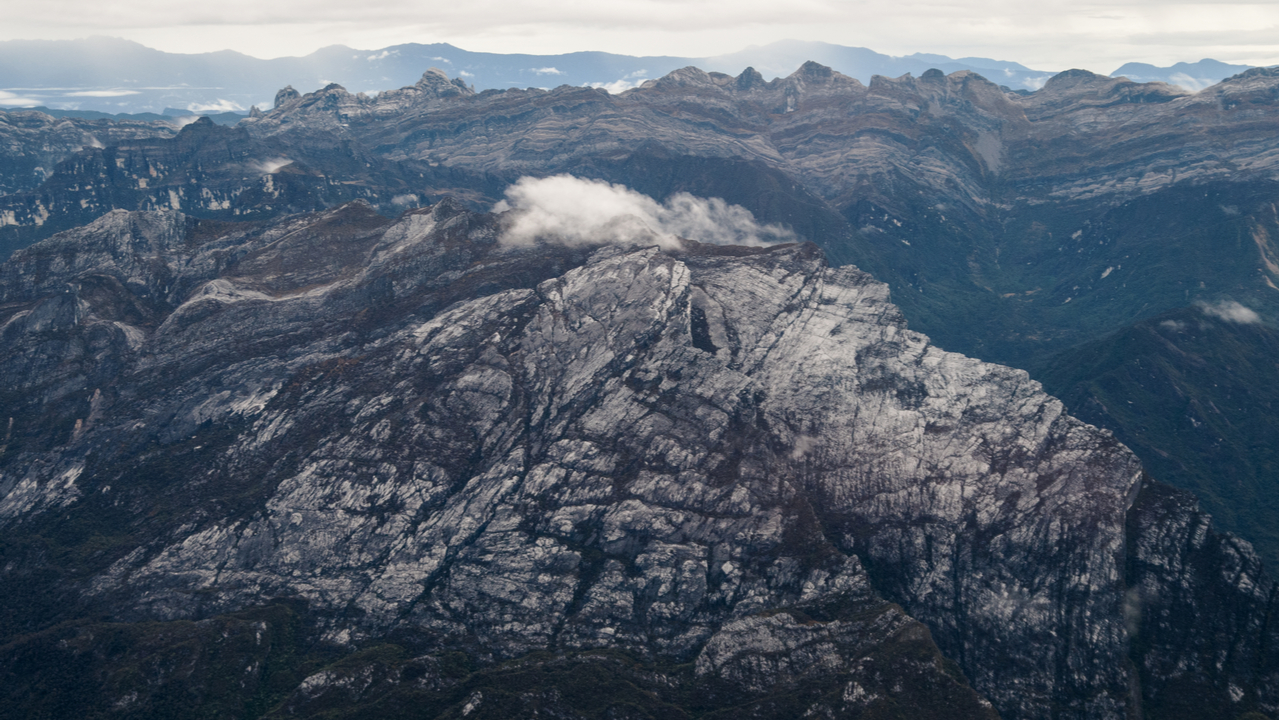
{"left": 273, "top": 85, "right": 301, "bottom": 109}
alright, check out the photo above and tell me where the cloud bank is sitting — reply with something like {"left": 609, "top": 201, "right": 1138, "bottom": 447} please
{"left": 493, "top": 175, "right": 796, "bottom": 249}
{"left": 5, "top": 0, "right": 1275, "bottom": 72}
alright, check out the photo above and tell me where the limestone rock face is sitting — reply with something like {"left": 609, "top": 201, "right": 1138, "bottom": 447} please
{"left": 0, "top": 110, "right": 175, "bottom": 198}
{"left": 0, "top": 201, "right": 1272, "bottom": 719}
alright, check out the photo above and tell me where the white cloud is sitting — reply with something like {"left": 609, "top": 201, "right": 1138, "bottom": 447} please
{"left": 65, "top": 89, "right": 140, "bottom": 97}
{"left": 0, "top": 90, "right": 42, "bottom": 106}
{"left": 1197, "top": 299, "right": 1261, "bottom": 324}
{"left": 493, "top": 174, "right": 795, "bottom": 249}
{"left": 186, "top": 98, "right": 245, "bottom": 113}
{"left": 1166, "top": 72, "right": 1215, "bottom": 91}
{"left": 366, "top": 49, "right": 395, "bottom": 61}
{"left": 249, "top": 157, "right": 293, "bottom": 174}
{"left": 0, "top": 0, "right": 1275, "bottom": 72}
{"left": 531, "top": 67, "right": 564, "bottom": 75}
{"left": 590, "top": 78, "right": 647, "bottom": 94}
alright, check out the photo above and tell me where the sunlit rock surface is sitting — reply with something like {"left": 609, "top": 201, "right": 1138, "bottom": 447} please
{"left": 0, "top": 201, "right": 1272, "bottom": 719}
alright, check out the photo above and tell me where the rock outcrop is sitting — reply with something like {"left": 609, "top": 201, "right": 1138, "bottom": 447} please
{"left": 0, "top": 200, "right": 1272, "bottom": 718}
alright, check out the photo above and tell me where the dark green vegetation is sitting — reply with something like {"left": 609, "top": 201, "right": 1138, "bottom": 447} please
{"left": 0, "top": 599, "right": 997, "bottom": 720}
{"left": 836, "top": 180, "right": 1279, "bottom": 564}
{"left": 0, "top": 603, "right": 332, "bottom": 720}
{"left": 1038, "top": 306, "right": 1279, "bottom": 568}
{"left": 850, "top": 182, "right": 1277, "bottom": 367}
{"left": 1126, "top": 482, "right": 1280, "bottom": 720}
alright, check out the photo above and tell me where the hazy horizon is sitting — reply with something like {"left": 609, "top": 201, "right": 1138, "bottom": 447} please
{"left": 2, "top": 0, "right": 1275, "bottom": 74}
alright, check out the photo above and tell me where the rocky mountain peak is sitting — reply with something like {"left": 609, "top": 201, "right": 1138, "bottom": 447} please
{"left": 415, "top": 67, "right": 474, "bottom": 97}
{"left": 174, "top": 115, "right": 217, "bottom": 135}
{"left": 782, "top": 60, "right": 862, "bottom": 92}
{"left": 1044, "top": 67, "right": 1112, "bottom": 87}
{"left": 648, "top": 65, "right": 720, "bottom": 90}
{"left": 794, "top": 59, "right": 835, "bottom": 80}
{"left": 0, "top": 198, "right": 1272, "bottom": 719}
{"left": 1211, "top": 65, "right": 1280, "bottom": 94}
{"left": 1040, "top": 67, "right": 1186, "bottom": 100}
{"left": 273, "top": 84, "right": 301, "bottom": 108}
{"left": 736, "top": 66, "right": 767, "bottom": 91}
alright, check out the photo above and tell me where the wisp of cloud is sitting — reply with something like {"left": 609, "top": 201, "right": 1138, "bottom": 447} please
{"left": 493, "top": 175, "right": 795, "bottom": 249}
{"left": 249, "top": 157, "right": 293, "bottom": 175}
{"left": 1197, "top": 299, "right": 1262, "bottom": 324}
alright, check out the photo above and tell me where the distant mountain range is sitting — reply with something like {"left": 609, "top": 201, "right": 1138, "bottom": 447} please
{"left": 0, "top": 36, "right": 1265, "bottom": 116}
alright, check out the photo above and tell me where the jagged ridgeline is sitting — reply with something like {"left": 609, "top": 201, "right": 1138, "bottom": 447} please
{"left": 1, "top": 62, "right": 1275, "bottom": 574}
{"left": 0, "top": 60, "right": 1277, "bottom": 718}
{"left": 0, "top": 198, "right": 1275, "bottom": 719}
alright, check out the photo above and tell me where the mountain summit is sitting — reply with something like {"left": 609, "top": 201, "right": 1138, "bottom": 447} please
{"left": 0, "top": 197, "right": 1274, "bottom": 718}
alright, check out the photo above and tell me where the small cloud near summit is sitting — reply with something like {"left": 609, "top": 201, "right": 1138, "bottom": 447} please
{"left": 493, "top": 175, "right": 795, "bottom": 250}
{"left": 187, "top": 98, "right": 244, "bottom": 114}
{"left": 1197, "top": 299, "right": 1261, "bottom": 324}
{"left": 590, "top": 78, "right": 648, "bottom": 94}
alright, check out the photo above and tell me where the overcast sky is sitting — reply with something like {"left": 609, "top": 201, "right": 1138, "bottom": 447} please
{"left": 1, "top": 0, "right": 1275, "bottom": 72}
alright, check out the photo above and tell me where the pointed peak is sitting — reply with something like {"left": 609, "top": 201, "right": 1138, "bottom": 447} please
{"left": 1043, "top": 69, "right": 1111, "bottom": 89}
{"left": 793, "top": 61, "right": 834, "bottom": 80}
{"left": 736, "top": 67, "right": 767, "bottom": 91}
{"left": 652, "top": 66, "right": 717, "bottom": 88}
{"left": 274, "top": 85, "right": 301, "bottom": 109}
{"left": 415, "top": 68, "right": 475, "bottom": 97}
{"left": 418, "top": 67, "right": 450, "bottom": 84}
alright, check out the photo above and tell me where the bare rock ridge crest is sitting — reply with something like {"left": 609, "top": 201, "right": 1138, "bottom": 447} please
{"left": 1, "top": 60, "right": 1270, "bottom": 575}
{"left": 0, "top": 199, "right": 1273, "bottom": 719}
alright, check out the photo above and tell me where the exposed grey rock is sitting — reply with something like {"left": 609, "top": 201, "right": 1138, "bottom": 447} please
{"left": 275, "top": 85, "right": 301, "bottom": 109}
{"left": 0, "top": 109, "right": 174, "bottom": 197}
{"left": 0, "top": 201, "right": 1272, "bottom": 718}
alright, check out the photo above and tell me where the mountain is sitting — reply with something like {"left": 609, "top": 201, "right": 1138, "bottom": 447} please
{"left": 702, "top": 40, "right": 1052, "bottom": 90}
{"left": 1035, "top": 304, "right": 1279, "bottom": 568}
{"left": 0, "top": 113, "right": 504, "bottom": 260}
{"left": 10, "top": 105, "right": 249, "bottom": 125}
{"left": 1113, "top": 58, "right": 1266, "bottom": 91}
{"left": 1, "top": 61, "right": 1275, "bottom": 566}
{"left": 4, "top": 37, "right": 1061, "bottom": 115}
{"left": 0, "top": 199, "right": 1273, "bottom": 719}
